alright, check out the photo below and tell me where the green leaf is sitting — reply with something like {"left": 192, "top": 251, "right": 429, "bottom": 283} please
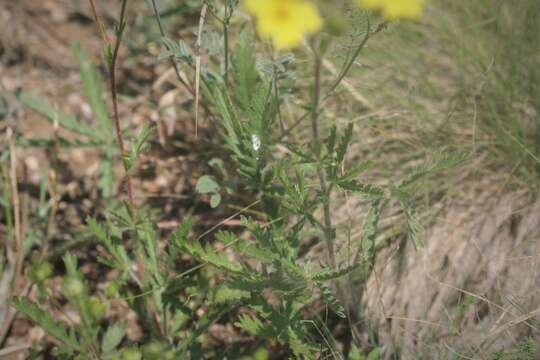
{"left": 235, "top": 314, "right": 271, "bottom": 336}
{"left": 360, "top": 200, "right": 382, "bottom": 263}
{"left": 210, "top": 193, "right": 221, "bottom": 208}
{"left": 131, "top": 123, "right": 155, "bottom": 161}
{"left": 10, "top": 297, "right": 80, "bottom": 351}
{"left": 336, "top": 180, "right": 385, "bottom": 197}
{"left": 17, "top": 92, "right": 95, "bottom": 138}
{"left": 336, "top": 123, "right": 354, "bottom": 165}
{"left": 312, "top": 263, "right": 360, "bottom": 282}
{"left": 397, "top": 151, "right": 469, "bottom": 190}
{"left": 338, "top": 160, "right": 374, "bottom": 183}
{"left": 211, "top": 284, "right": 250, "bottom": 304}
{"left": 233, "top": 31, "right": 259, "bottom": 110}
{"left": 99, "top": 151, "right": 114, "bottom": 198}
{"left": 101, "top": 322, "right": 126, "bottom": 354}
{"left": 73, "top": 42, "right": 112, "bottom": 139}
{"left": 317, "top": 283, "right": 346, "bottom": 318}
{"left": 196, "top": 175, "right": 220, "bottom": 194}
{"left": 181, "top": 303, "right": 235, "bottom": 353}
{"left": 367, "top": 347, "right": 382, "bottom": 360}
{"left": 401, "top": 202, "right": 423, "bottom": 249}
{"left": 86, "top": 217, "right": 108, "bottom": 243}
{"left": 17, "top": 137, "right": 104, "bottom": 148}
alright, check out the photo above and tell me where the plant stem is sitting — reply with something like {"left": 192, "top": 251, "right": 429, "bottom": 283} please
{"left": 7, "top": 127, "right": 23, "bottom": 287}
{"left": 149, "top": 0, "right": 195, "bottom": 96}
{"left": 311, "top": 46, "right": 336, "bottom": 268}
{"left": 103, "top": 0, "right": 135, "bottom": 216}
{"left": 223, "top": 4, "right": 230, "bottom": 87}
{"left": 88, "top": 0, "right": 134, "bottom": 215}
{"left": 325, "top": 20, "right": 371, "bottom": 100}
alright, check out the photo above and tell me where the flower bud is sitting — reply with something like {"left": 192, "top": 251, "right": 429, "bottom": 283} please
{"left": 63, "top": 277, "right": 84, "bottom": 297}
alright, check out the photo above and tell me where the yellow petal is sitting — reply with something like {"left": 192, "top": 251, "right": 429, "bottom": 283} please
{"left": 383, "top": 0, "right": 424, "bottom": 19}
{"left": 246, "top": 0, "right": 322, "bottom": 49}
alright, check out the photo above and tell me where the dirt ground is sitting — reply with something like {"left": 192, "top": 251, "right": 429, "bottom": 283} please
{"left": 0, "top": 1, "right": 226, "bottom": 357}
{"left": 1, "top": 1, "right": 539, "bottom": 359}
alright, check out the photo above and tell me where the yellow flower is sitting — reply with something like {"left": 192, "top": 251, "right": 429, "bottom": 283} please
{"left": 244, "top": 0, "right": 322, "bottom": 49}
{"left": 357, "top": 0, "right": 425, "bottom": 19}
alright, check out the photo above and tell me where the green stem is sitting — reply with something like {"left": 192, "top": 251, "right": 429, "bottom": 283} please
{"left": 149, "top": 0, "right": 195, "bottom": 96}
{"left": 323, "top": 20, "right": 371, "bottom": 102}
{"left": 311, "top": 45, "right": 336, "bottom": 267}
{"left": 223, "top": 3, "right": 231, "bottom": 87}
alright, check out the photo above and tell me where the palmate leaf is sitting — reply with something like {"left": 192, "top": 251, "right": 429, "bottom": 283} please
{"left": 10, "top": 297, "right": 80, "bottom": 352}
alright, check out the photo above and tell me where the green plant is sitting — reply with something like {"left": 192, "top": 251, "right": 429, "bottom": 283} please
{"left": 9, "top": 1, "right": 471, "bottom": 359}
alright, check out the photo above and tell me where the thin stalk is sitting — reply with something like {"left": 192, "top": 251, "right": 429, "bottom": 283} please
{"left": 0, "top": 162, "right": 14, "bottom": 257}
{"left": 89, "top": 0, "right": 135, "bottom": 217}
{"left": 108, "top": 0, "right": 135, "bottom": 216}
{"left": 149, "top": 0, "right": 195, "bottom": 96}
{"left": 88, "top": 0, "right": 147, "bottom": 305}
{"left": 7, "top": 127, "right": 23, "bottom": 287}
{"left": 311, "top": 46, "right": 336, "bottom": 267}
{"left": 223, "top": 4, "right": 230, "bottom": 87}
{"left": 323, "top": 20, "right": 371, "bottom": 102}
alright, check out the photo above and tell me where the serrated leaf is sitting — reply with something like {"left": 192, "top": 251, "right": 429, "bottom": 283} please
{"left": 336, "top": 123, "right": 354, "bottom": 165}
{"left": 397, "top": 151, "right": 469, "bottom": 190}
{"left": 338, "top": 160, "right": 374, "bottom": 183}
{"left": 10, "top": 297, "right": 80, "bottom": 351}
{"left": 101, "top": 322, "right": 126, "bottom": 354}
{"left": 233, "top": 31, "right": 259, "bottom": 110}
{"left": 360, "top": 200, "right": 382, "bottom": 263}
{"left": 401, "top": 202, "right": 423, "bottom": 249}
{"left": 211, "top": 284, "right": 250, "bottom": 304}
{"left": 336, "top": 180, "right": 385, "bottom": 197}
{"left": 312, "top": 263, "right": 360, "bottom": 282}
{"left": 86, "top": 217, "right": 108, "bottom": 243}
{"left": 318, "top": 283, "right": 346, "bottom": 318}
{"left": 235, "top": 314, "right": 269, "bottom": 336}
